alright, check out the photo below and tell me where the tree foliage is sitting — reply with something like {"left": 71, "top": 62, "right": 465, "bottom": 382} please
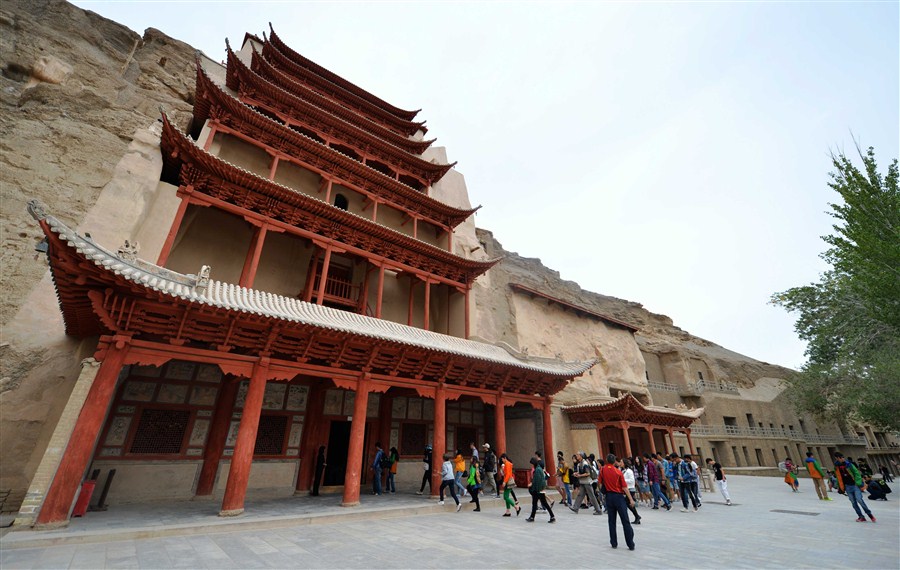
{"left": 771, "top": 145, "right": 900, "bottom": 431}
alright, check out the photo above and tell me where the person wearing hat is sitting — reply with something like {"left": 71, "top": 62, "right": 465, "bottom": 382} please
{"left": 416, "top": 444, "right": 433, "bottom": 495}
{"left": 482, "top": 443, "right": 498, "bottom": 497}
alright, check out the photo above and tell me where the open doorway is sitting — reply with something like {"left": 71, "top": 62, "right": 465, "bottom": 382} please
{"left": 324, "top": 421, "right": 351, "bottom": 486}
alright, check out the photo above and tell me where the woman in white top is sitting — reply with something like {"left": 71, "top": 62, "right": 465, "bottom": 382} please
{"left": 621, "top": 458, "right": 642, "bottom": 524}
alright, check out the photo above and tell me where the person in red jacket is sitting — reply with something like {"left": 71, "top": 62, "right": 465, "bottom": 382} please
{"left": 599, "top": 453, "right": 635, "bottom": 551}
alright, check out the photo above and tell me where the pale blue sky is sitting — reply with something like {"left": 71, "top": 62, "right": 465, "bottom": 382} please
{"left": 72, "top": 1, "right": 899, "bottom": 369}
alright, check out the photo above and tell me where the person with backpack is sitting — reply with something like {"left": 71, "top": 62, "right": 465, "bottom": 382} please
{"left": 647, "top": 453, "right": 671, "bottom": 510}
{"left": 569, "top": 451, "right": 602, "bottom": 515}
{"left": 482, "top": 443, "right": 498, "bottom": 497}
{"left": 384, "top": 446, "right": 399, "bottom": 493}
{"left": 467, "top": 456, "right": 482, "bottom": 511}
{"left": 416, "top": 444, "right": 433, "bottom": 495}
{"left": 782, "top": 457, "right": 800, "bottom": 492}
{"left": 834, "top": 452, "right": 875, "bottom": 522}
{"left": 674, "top": 454, "right": 700, "bottom": 512}
{"left": 804, "top": 451, "right": 831, "bottom": 501}
{"left": 500, "top": 453, "right": 521, "bottom": 517}
{"left": 525, "top": 456, "right": 556, "bottom": 523}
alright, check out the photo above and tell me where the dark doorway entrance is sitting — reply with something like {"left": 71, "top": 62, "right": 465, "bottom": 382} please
{"left": 324, "top": 421, "right": 351, "bottom": 486}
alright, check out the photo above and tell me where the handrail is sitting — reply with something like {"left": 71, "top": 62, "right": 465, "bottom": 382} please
{"left": 689, "top": 424, "right": 867, "bottom": 446}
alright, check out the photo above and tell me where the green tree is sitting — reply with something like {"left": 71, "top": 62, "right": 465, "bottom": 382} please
{"left": 771, "top": 145, "right": 900, "bottom": 431}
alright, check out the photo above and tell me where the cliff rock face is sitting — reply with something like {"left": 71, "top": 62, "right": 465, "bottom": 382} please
{"left": 0, "top": 0, "right": 196, "bottom": 511}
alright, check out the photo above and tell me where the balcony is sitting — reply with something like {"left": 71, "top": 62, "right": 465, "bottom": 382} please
{"left": 689, "top": 425, "right": 867, "bottom": 446}
{"left": 310, "top": 273, "right": 361, "bottom": 309}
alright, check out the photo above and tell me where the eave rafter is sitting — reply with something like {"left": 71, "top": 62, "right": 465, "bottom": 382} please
{"left": 564, "top": 394, "right": 697, "bottom": 429}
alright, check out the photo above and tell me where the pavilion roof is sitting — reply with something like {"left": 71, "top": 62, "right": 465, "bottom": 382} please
{"left": 29, "top": 201, "right": 595, "bottom": 396}
{"left": 228, "top": 49, "right": 453, "bottom": 184}
{"left": 267, "top": 25, "right": 421, "bottom": 122}
{"left": 160, "top": 113, "right": 494, "bottom": 285}
{"left": 563, "top": 393, "right": 700, "bottom": 428}
{"left": 262, "top": 33, "right": 426, "bottom": 137}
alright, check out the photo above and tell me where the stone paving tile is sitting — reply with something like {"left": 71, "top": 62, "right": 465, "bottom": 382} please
{"left": 1, "top": 476, "right": 897, "bottom": 569}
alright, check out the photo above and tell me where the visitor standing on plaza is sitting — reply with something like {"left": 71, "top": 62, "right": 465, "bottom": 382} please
{"left": 482, "top": 443, "right": 498, "bottom": 497}
{"left": 647, "top": 453, "right": 671, "bottom": 510}
{"left": 310, "top": 445, "right": 326, "bottom": 496}
{"left": 385, "top": 446, "right": 399, "bottom": 493}
{"left": 467, "top": 456, "right": 482, "bottom": 511}
{"left": 569, "top": 451, "right": 603, "bottom": 515}
{"left": 804, "top": 451, "right": 832, "bottom": 501}
{"left": 416, "top": 444, "right": 432, "bottom": 495}
{"left": 705, "top": 457, "right": 732, "bottom": 505}
{"left": 525, "top": 456, "right": 556, "bottom": 523}
{"left": 674, "top": 454, "right": 700, "bottom": 511}
{"left": 371, "top": 442, "right": 385, "bottom": 495}
{"left": 601, "top": 454, "right": 635, "bottom": 551}
{"left": 834, "top": 452, "right": 876, "bottom": 522}
{"left": 500, "top": 453, "right": 521, "bottom": 517}
{"left": 453, "top": 449, "right": 467, "bottom": 497}
{"left": 556, "top": 452, "right": 572, "bottom": 506}
{"left": 782, "top": 457, "right": 800, "bottom": 492}
{"left": 438, "top": 452, "right": 462, "bottom": 511}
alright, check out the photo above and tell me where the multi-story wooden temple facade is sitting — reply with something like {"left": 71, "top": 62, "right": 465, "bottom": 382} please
{"left": 24, "top": 29, "right": 598, "bottom": 526}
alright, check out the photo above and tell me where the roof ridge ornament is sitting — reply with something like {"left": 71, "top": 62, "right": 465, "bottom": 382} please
{"left": 117, "top": 240, "right": 140, "bottom": 262}
{"left": 27, "top": 199, "right": 49, "bottom": 221}
{"left": 194, "top": 265, "right": 210, "bottom": 295}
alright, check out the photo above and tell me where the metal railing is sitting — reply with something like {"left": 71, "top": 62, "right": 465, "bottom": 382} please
{"left": 647, "top": 380, "right": 740, "bottom": 395}
{"left": 689, "top": 424, "right": 867, "bottom": 446}
{"left": 647, "top": 381, "right": 678, "bottom": 392}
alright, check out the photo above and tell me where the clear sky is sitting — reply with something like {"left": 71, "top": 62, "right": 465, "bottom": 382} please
{"left": 72, "top": 1, "right": 899, "bottom": 369}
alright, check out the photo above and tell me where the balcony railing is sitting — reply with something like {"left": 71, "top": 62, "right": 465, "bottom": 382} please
{"left": 689, "top": 424, "right": 867, "bottom": 446}
{"left": 311, "top": 273, "right": 360, "bottom": 308}
{"left": 647, "top": 381, "right": 678, "bottom": 392}
{"left": 647, "top": 379, "right": 740, "bottom": 396}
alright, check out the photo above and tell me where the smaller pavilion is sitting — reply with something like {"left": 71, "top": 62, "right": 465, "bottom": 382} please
{"left": 564, "top": 393, "right": 702, "bottom": 458}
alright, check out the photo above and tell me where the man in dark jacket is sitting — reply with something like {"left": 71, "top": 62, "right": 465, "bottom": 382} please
{"left": 482, "top": 443, "right": 498, "bottom": 497}
{"left": 416, "top": 444, "right": 433, "bottom": 495}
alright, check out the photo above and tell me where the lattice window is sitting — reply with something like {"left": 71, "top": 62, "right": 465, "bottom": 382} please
{"left": 254, "top": 415, "right": 288, "bottom": 455}
{"left": 400, "top": 423, "right": 427, "bottom": 456}
{"left": 129, "top": 409, "right": 190, "bottom": 454}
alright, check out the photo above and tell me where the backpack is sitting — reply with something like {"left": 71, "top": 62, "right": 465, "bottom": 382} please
{"left": 380, "top": 453, "right": 393, "bottom": 469}
{"left": 587, "top": 461, "right": 599, "bottom": 480}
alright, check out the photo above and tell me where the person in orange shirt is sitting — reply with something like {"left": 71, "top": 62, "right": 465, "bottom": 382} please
{"left": 499, "top": 453, "right": 521, "bottom": 517}
{"left": 453, "top": 450, "right": 468, "bottom": 497}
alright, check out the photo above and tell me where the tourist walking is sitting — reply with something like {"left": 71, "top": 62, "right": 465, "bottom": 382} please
{"left": 674, "top": 454, "right": 700, "bottom": 511}
{"left": 804, "top": 451, "right": 831, "bottom": 501}
{"left": 569, "top": 451, "right": 603, "bottom": 515}
{"left": 665, "top": 453, "right": 680, "bottom": 501}
{"left": 621, "top": 458, "right": 642, "bottom": 524}
{"left": 834, "top": 452, "right": 875, "bottom": 522}
{"left": 453, "top": 449, "right": 467, "bottom": 497}
{"left": 416, "top": 444, "right": 432, "bottom": 495}
{"left": 601, "top": 454, "right": 635, "bottom": 551}
{"left": 556, "top": 452, "right": 572, "bottom": 506}
{"left": 879, "top": 465, "right": 893, "bottom": 483}
{"left": 438, "top": 452, "right": 462, "bottom": 511}
{"left": 526, "top": 457, "right": 556, "bottom": 523}
{"left": 705, "top": 457, "right": 732, "bottom": 505}
{"left": 371, "top": 442, "right": 384, "bottom": 495}
{"left": 647, "top": 453, "right": 671, "bottom": 510}
{"left": 467, "top": 456, "right": 482, "bottom": 511}
{"left": 482, "top": 443, "right": 498, "bottom": 496}
{"left": 500, "top": 453, "right": 521, "bottom": 517}
{"left": 782, "top": 457, "right": 800, "bottom": 492}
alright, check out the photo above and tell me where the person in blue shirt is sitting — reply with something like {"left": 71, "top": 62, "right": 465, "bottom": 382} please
{"left": 371, "top": 442, "right": 384, "bottom": 496}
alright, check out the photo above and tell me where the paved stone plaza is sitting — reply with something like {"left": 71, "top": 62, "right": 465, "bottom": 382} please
{"left": 1, "top": 475, "right": 897, "bottom": 569}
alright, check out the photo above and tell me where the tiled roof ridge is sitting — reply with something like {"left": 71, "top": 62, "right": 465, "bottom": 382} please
{"left": 160, "top": 112, "right": 494, "bottom": 274}
{"left": 231, "top": 50, "right": 455, "bottom": 181}
{"left": 27, "top": 199, "right": 596, "bottom": 377}
{"left": 268, "top": 25, "right": 421, "bottom": 122}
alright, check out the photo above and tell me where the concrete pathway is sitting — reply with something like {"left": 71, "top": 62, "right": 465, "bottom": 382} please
{"left": 1, "top": 476, "right": 897, "bottom": 569}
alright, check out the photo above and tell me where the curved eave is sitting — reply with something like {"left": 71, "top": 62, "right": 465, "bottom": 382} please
{"left": 193, "top": 66, "right": 476, "bottom": 228}
{"left": 237, "top": 51, "right": 453, "bottom": 182}
{"left": 29, "top": 201, "right": 594, "bottom": 385}
{"left": 161, "top": 112, "right": 496, "bottom": 281}
{"left": 563, "top": 394, "right": 700, "bottom": 428}
{"left": 261, "top": 40, "right": 427, "bottom": 137}
{"left": 268, "top": 25, "right": 420, "bottom": 121}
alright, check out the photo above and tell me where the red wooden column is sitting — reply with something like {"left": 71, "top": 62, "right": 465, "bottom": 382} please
{"left": 196, "top": 377, "right": 239, "bottom": 496}
{"left": 464, "top": 287, "right": 471, "bottom": 338}
{"left": 36, "top": 338, "right": 130, "bottom": 526}
{"left": 431, "top": 383, "right": 446, "bottom": 495}
{"left": 220, "top": 358, "right": 269, "bottom": 516}
{"left": 620, "top": 421, "right": 632, "bottom": 459}
{"left": 375, "top": 264, "right": 385, "bottom": 318}
{"left": 315, "top": 245, "right": 333, "bottom": 305}
{"left": 296, "top": 383, "right": 326, "bottom": 494}
{"left": 406, "top": 277, "right": 416, "bottom": 326}
{"left": 156, "top": 191, "right": 192, "bottom": 266}
{"left": 646, "top": 426, "right": 657, "bottom": 454}
{"left": 596, "top": 424, "right": 606, "bottom": 457}
{"left": 685, "top": 428, "right": 695, "bottom": 456}
{"left": 494, "top": 393, "right": 507, "bottom": 455}
{"left": 668, "top": 429, "right": 676, "bottom": 454}
{"left": 542, "top": 398, "right": 556, "bottom": 485}
{"left": 239, "top": 223, "right": 268, "bottom": 288}
{"left": 342, "top": 375, "right": 370, "bottom": 506}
